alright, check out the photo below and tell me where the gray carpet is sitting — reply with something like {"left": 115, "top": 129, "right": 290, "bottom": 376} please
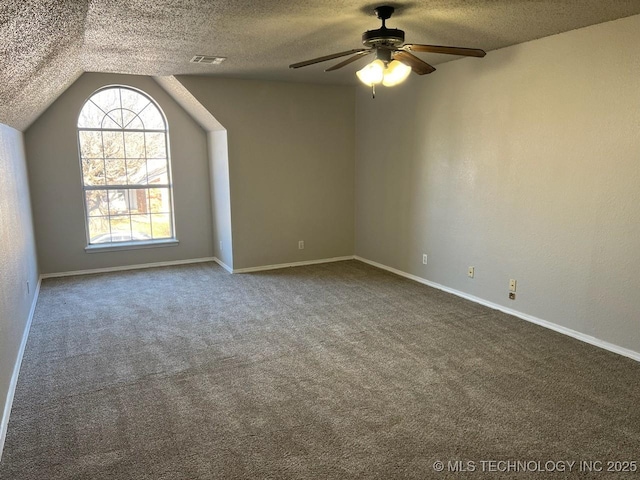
{"left": 1, "top": 260, "right": 639, "bottom": 479}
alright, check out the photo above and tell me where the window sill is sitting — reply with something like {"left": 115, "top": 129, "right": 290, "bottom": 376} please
{"left": 85, "top": 239, "right": 179, "bottom": 253}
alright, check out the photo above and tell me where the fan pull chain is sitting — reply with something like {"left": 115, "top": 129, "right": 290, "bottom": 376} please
{"left": 372, "top": 84, "right": 376, "bottom": 99}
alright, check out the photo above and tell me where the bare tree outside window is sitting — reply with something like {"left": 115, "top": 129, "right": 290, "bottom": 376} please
{"left": 77, "top": 86, "right": 175, "bottom": 245}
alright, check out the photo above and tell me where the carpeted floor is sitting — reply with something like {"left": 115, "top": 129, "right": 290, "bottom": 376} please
{"left": 1, "top": 260, "right": 639, "bottom": 479}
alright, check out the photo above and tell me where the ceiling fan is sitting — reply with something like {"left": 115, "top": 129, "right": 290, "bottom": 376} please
{"left": 289, "top": 5, "right": 486, "bottom": 90}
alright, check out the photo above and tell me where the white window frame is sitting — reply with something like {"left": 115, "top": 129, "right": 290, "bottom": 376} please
{"left": 77, "top": 85, "right": 178, "bottom": 252}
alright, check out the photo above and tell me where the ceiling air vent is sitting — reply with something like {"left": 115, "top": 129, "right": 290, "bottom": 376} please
{"left": 190, "top": 55, "right": 226, "bottom": 65}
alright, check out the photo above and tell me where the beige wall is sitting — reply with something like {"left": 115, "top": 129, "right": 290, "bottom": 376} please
{"left": 0, "top": 124, "right": 39, "bottom": 456}
{"left": 178, "top": 77, "right": 355, "bottom": 270}
{"left": 355, "top": 14, "right": 640, "bottom": 355}
{"left": 25, "top": 73, "right": 214, "bottom": 274}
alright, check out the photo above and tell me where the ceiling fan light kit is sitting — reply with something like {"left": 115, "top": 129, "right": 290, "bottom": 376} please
{"left": 289, "top": 5, "right": 486, "bottom": 94}
{"left": 381, "top": 60, "right": 412, "bottom": 86}
{"left": 356, "top": 59, "right": 384, "bottom": 86}
{"left": 356, "top": 59, "right": 411, "bottom": 87}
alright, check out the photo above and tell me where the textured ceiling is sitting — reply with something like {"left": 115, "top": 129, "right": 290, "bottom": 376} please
{"left": 2, "top": 1, "right": 640, "bottom": 130}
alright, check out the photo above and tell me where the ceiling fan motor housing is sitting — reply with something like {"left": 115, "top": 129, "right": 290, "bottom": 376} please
{"left": 362, "top": 27, "right": 405, "bottom": 48}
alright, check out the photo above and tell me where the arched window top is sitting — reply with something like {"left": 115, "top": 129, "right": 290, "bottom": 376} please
{"left": 78, "top": 86, "right": 166, "bottom": 131}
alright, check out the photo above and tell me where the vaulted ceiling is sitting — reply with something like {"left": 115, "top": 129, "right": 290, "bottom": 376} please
{"left": 2, "top": 1, "right": 640, "bottom": 131}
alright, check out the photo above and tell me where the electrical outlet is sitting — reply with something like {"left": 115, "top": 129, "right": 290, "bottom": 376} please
{"left": 422, "top": 254, "right": 428, "bottom": 265}
{"left": 509, "top": 292, "right": 516, "bottom": 300}
{"left": 509, "top": 279, "right": 517, "bottom": 292}
{"left": 468, "top": 266, "right": 474, "bottom": 278}
{"left": 298, "top": 240, "right": 305, "bottom": 250}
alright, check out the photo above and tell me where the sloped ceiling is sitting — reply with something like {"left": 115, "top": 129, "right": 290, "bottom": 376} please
{"left": 2, "top": 1, "right": 640, "bottom": 131}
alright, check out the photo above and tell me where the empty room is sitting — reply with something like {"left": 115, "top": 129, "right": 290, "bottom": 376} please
{"left": 1, "top": 1, "right": 639, "bottom": 478}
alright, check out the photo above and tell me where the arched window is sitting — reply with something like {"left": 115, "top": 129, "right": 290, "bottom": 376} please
{"left": 77, "top": 86, "right": 175, "bottom": 246}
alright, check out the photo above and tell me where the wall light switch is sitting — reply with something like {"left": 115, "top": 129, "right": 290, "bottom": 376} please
{"left": 468, "top": 266, "right": 474, "bottom": 278}
{"left": 509, "top": 279, "right": 517, "bottom": 292}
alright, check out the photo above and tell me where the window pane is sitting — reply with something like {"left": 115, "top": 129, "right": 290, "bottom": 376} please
{"left": 145, "top": 132, "right": 166, "bottom": 158}
{"left": 120, "top": 89, "right": 150, "bottom": 115}
{"left": 109, "top": 215, "right": 131, "bottom": 238}
{"left": 131, "top": 214, "right": 152, "bottom": 238}
{"left": 146, "top": 159, "right": 168, "bottom": 184}
{"left": 138, "top": 104, "right": 165, "bottom": 130}
{"left": 123, "top": 116, "right": 144, "bottom": 130}
{"left": 81, "top": 159, "right": 105, "bottom": 186}
{"left": 88, "top": 217, "right": 111, "bottom": 243}
{"left": 101, "top": 114, "right": 121, "bottom": 129}
{"left": 121, "top": 109, "right": 138, "bottom": 130}
{"left": 102, "top": 131, "right": 125, "bottom": 158}
{"left": 126, "top": 189, "right": 148, "bottom": 214}
{"left": 151, "top": 214, "right": 171, "bottom": 239}
{"left": 105, "top": 159, "right": 127, "bottom": 185}
{"left": 149, "top": 188, "right": 170, "bottom": 213}
{"left": 108, "top": 190, "right": 130, "bottom": 215}
{"left": 127, "top": 159, "right": 147, "bottom": 185}
{"left": 79, "top": 131, "right": 103, "bottom": 159}
{"left": 85, "top": 190, "right": 109, "bottom": 217}
{"left": 124, "top": 132, "right": 145, "bottom": 159}
{"left": 91, "top": 89, "right": 121, "bottom": 119}
{"left": 78, "top": 101, "right": 106, "bottom": 128}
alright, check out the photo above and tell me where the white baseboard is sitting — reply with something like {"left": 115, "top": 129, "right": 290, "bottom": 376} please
{"left": 40, "top": 257, "right": 217, "bottom": 279}
{"left": 232, "top": 256, "right": 355, "bottom": 274}
{"left": 41, "top": 256, "right": 355, "bottom": 278}
{"left": 0, "top": 277, "right": 42, "bottom": 462}
{"left": 355, "top": 256, "right": 640, "bottom": 363}
{"left": 213, "top": 257, "right": 233, "bottom": 273}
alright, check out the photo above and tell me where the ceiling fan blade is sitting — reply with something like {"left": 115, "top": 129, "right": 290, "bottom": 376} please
{"left": 325, "top": 51, "right": 373, "bottom": 72}
{"left": 289, "top": 49, "right": 369, "bottom": 69}
{"left": 404, "top": 44, "right": 486, "bottom": 57}
{"left": 394, "top": 51, "right": 436, "bottom": 75}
